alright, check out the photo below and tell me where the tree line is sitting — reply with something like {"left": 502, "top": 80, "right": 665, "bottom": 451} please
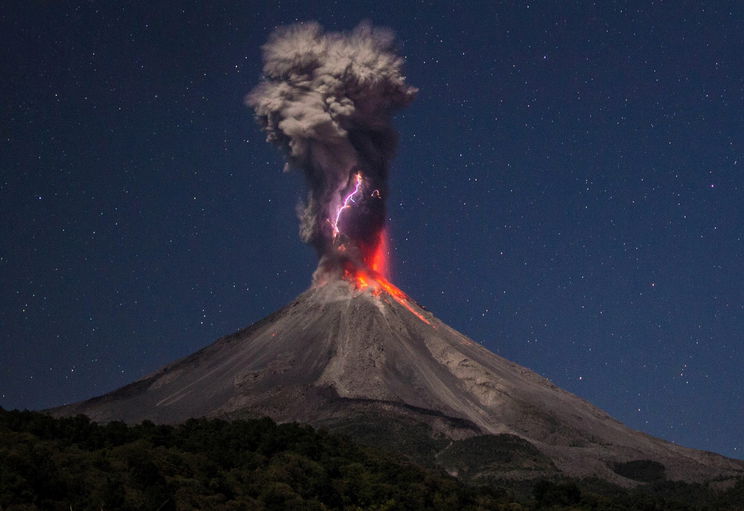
{"left": 1, "top": 408, "right": 742, "bottom": 510}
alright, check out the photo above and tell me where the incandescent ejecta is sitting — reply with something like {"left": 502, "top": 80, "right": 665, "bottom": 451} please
{"left": 246, "top": 21, "right": 416, "bottom": 283}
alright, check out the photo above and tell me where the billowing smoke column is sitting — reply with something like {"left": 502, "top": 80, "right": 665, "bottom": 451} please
{"left": 247, "top": 22, "right": 416, "bottom": 282}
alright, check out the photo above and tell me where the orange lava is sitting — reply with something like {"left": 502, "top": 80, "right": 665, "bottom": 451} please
{"left": 376, "top": 277, "right": 432, "bottom": 325}
{"left": 370, "top": 230, "right": 390, "bottom": 279}
{"left": 343, "top": 265, "right": 431, "bottom": 325}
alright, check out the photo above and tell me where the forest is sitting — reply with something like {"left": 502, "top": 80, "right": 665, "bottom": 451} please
{"left": 1, "top": 408, "right": 743, "bottom": 510}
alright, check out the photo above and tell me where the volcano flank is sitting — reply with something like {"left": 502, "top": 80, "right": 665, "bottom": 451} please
{"left": 52, "top": 275, "right": 744, "bottom": 486}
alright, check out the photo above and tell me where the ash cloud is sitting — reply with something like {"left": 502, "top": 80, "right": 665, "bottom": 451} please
{"left": 247, "top": 21, "right": 416, "bottom": 276}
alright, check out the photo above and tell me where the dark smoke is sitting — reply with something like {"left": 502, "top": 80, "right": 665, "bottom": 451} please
{"left": 247, "top": 21, "right": 416, "bottom": 278}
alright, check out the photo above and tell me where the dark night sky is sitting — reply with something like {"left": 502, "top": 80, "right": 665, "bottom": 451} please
{"left": 1, "top": 2, "right": 742, "bottom": 459}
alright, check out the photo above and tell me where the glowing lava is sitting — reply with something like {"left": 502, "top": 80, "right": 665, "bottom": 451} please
{"left": 342, "top": 265, "right": 431, "bottom": 326}
{"left": 376, "top": 277, "right": 432, "bottom": 325}
{"left": 370, "top": 230, "right": 390, "bottom": 279}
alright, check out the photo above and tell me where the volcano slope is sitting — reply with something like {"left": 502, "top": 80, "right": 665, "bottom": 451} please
{"left": 51, "top": 279, "right": 744, "bottom": 486}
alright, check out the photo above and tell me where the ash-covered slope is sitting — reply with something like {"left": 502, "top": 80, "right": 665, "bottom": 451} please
{"left": 52, "top": 280, "right": 743, "bottom": 484}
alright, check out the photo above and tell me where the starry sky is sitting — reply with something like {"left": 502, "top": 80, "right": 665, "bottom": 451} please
{"left": 2, "top": 2, "right": 742, "bottom": 459}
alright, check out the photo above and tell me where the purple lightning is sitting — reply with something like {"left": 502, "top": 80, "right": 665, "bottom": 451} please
{"left": 332, "top": 172, "right": 364, "bottom": 238}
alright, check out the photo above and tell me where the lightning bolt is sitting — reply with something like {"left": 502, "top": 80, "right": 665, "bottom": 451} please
{"left": 332, "top": 172, "right": 364, "bottom": 238}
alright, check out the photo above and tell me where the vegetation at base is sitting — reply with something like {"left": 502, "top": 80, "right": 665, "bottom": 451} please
{"left": 314, "top": 412, "right": 451, "bottom": 467}
{"left": 435, "top": 434, "right": 558, "bottom": 483}
{"left": 612, "top": 459, "right": 666, "bottom": 482}
{"left": 1, "top": 408, "right": 743, "bottom": 511}
{"left": 0, "top": 408, "right": 513, "bottom": 510}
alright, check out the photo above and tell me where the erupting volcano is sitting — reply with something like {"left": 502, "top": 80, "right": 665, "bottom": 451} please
{"left": 51, "top": 22, "right": 744, "bottom": 486}
{"left": 246, "top": 22, "right": 415, "bottom": 286}
{"left": 246, "top": 21, "right": 430, "bottom": 324}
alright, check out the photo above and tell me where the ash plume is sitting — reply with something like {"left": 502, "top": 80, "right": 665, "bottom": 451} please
{"left": 247, "top": 21, "right": 416, "bottom": 279}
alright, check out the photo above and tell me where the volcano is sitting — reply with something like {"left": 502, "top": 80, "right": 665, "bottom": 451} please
{"left": 52, "top": 275, "right": 744, "bottom": 486}
{"left": 44, "top": 21, "right": 744, "bottom": 488}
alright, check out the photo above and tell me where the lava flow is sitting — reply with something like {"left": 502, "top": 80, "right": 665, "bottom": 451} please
{"left": 344, "top": 266, "right": 431, "bottom": 325}
{"left": 341, "top": 241, "right": 431, "bottom": 325}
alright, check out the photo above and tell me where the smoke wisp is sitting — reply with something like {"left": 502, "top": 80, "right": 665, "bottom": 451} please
{"left": 247, "top": 21, "right": 416, "bottom": 280}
